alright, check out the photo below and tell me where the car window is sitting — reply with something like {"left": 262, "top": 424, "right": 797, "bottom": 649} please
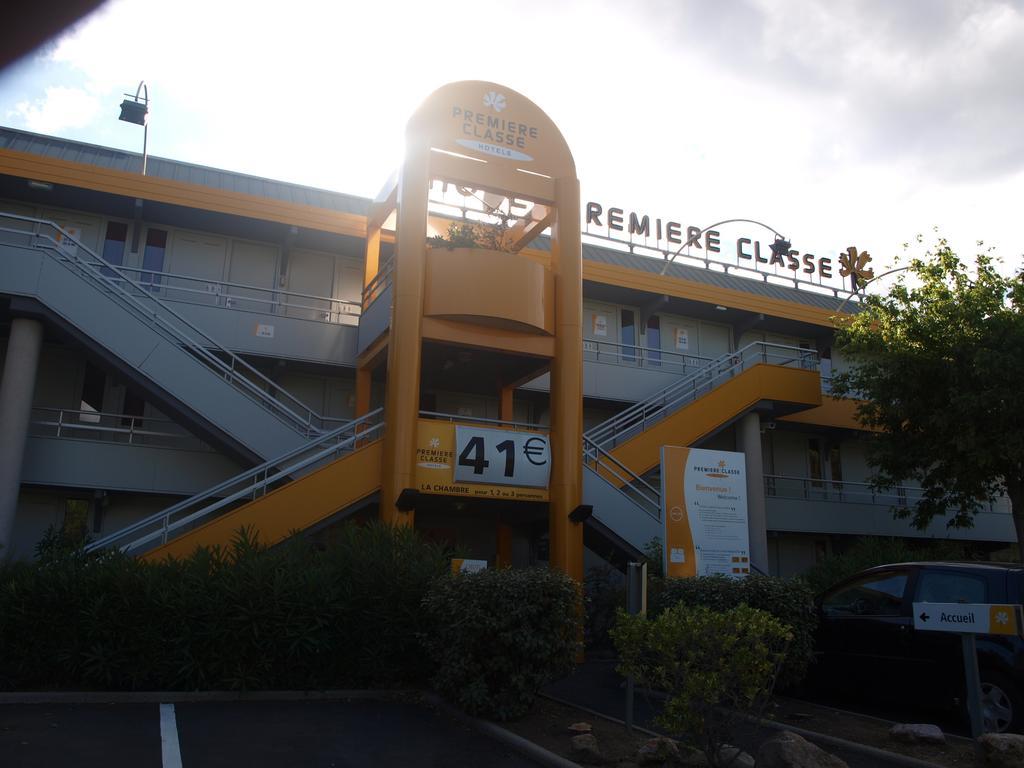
{"left": 822, "top": 572, "right": 908, "bottom": 617}
{"left": 915, "top": 571, "right": 987, "bottom": 604}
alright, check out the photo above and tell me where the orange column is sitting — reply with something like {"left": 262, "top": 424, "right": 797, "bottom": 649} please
{"left": 363, "top": 224, "right": 380, "bottom": 291}
{"left": 354, "top": 366, "right": 371, "bottom": 419}
{"left": 499, "top": 383, "right": 514, "bottom": 422}
{"left": 380, "top": 146, "right": 429, "bottom": 526}
{"left": 547, "top": 176, "right": 584, "bottom": 582}
{"left": 496, "top": 524, "right": 513, "bottom": 568}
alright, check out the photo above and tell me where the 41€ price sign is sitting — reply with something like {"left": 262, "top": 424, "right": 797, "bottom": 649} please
{"left": 453, "top": 425, "right": 551, "bottom": 489}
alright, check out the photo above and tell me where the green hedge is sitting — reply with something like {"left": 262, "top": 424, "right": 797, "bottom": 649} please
{"left": 0, "top": 523, "right": 452, "bottom": 691}
{"left": 653, "top": 574, "right": 816, "bottom": 689}
{"left": 1, "top": 526, "right": 581, "bottom": 717}
{"left": 798, "top": 537, "right": 967, "bottom": 595}
{"left": 421, "top": 567, "right": 580, "bottom": 721}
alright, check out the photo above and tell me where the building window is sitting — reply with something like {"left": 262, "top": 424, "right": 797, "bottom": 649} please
{"left": 808, "top": 439, "right": 823, "bottom": 487}
{"left": 646, "top": 315, "right": 661, "bottom": 367}
{"left": 141, "top": 228, "right": 167, "bottom": 288}
{"left": 63, "top": 498, "right": 90, "bottom": 543}
{"left": 80, "top": 361, "right": 105, "bottom": 424}
{"left": 829, "top": 445, "right": 843, "bottom": 489}
{"left": 100, "top": 221, "right": 127, "bottom": 277}
{"left": 122, "top": 389, "right": 145, "bottom": 430}
{"left": 621, "top": 309, "right": 635, "bottom": 362}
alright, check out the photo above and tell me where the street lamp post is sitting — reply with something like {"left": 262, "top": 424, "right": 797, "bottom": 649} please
{"left": 118, "top": 81, "right": 149, "bottom": 175}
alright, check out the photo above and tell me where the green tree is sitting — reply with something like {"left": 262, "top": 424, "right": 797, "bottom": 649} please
{"left": 832, "top": 237, "right": 1024, "bottom": 545}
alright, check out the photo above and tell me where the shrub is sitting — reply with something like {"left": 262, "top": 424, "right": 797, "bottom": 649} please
{"left": 612, "top": 604, "right": 791, "bottom": 767}
{"left": 421, "top": 567, "right": 580, "bottom": 721}
{"left": 583, "top": 562, "right": 624, "bottom": 653}
{"left": 654, "top": 574, "right": 816, "bottom": 689}
{"left": 0, "top": 522, "right": 452, "bottom": 691}
{"left": 799, "top": 536, "right": 967, "bottom": 595}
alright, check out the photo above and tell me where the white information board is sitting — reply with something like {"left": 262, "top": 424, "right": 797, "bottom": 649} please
{"left": 661, "top": 446, "right": 750, "bottom": 578}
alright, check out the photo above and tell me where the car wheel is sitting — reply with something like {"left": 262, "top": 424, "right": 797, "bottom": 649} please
{"left": 980, "top": 672, "right": 1023, "bottom": 734}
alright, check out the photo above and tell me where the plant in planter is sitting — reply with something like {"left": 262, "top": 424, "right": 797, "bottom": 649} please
{"left": 427, "top": 219, "right": 515, "bottom": 253}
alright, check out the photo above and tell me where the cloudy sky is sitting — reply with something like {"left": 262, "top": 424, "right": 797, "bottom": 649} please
{"left": 1, "top": 0, "right": 1022, "bottom": 282}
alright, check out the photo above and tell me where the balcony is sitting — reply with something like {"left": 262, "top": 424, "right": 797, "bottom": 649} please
{"left": 22, "top": 407, "right": 241, "bottom": 495}
{"left": 765, "top": 474, "right": 1016, "bottom": 542}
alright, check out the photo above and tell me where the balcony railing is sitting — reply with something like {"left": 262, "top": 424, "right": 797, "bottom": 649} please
{"left": 362, "top": 253, "right": 394, "bottom": 308}
{"left": 583, "top": 339, "right": 713, "bottom": 374}
{"left": 764, "top": 474, "right": 1009, "bottom": 514}
{"left": 84, "top": 262, "right": 361, "bottom": 324}
{"left": 419, "top": 410, "right": 549, "bottom": 432}
{"left": 29, "top": 406, "right": 211, "bottom": 451}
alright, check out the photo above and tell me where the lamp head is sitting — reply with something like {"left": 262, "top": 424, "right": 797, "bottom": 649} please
{"left": 119, "top": 99, "right": 148, "bottom": 126}
{"left": 395, "top": 488, "right": 420, "bottom": 512}
{"left": 569, "top": 504, "right": 594, "bottom": 524}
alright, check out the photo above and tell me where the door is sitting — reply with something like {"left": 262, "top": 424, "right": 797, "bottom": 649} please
{"left": 619, "top": 306, "right": 640, "bottom": 365}
{"left": 227, "top": 240, "right": 279, "bottom": 313}
{"left": 166, "top": 230, "right": 227, "bottom": 305}
{"left": 583, "top": 302, "right": 618, "bottom": 364}
{"left": 662, "top": 316, "right": 700, "bottom": 374}
{"left": 42, "top": 209, "right": 101, "bottom": 252}
{"left": 286, "top": 249, "right": 335, "bottom": 321}
{"left": 335, "top": 262, "right": 363, "bottom": 324}
{"left": 699, "top": 320, "right": 731, "bottom": 359}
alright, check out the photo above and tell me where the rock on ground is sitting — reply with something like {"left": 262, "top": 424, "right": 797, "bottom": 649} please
{"left": 757, "top": 731, "right": 849, "bottom": 768}
{"left": 979, "top": 733, "right": 1024, "bottom": 768}
{"left": 570, "top": 732, "right": 604, "bottom": 765}
{"left": 716, "top": 744, "right": 755, "bottom": 768}
{"left": 568, "top": 721, "right": 593, "bottom": 734}
{"left": 637, "top": 736, "right": 681, "bottom": 765}
{"left": 889, "top": 723, "right": 946, "bottom": 745}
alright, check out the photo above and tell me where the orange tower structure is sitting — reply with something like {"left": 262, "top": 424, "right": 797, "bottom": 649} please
{"left": 357, "top": 81, "right": 584, "bottom": 580}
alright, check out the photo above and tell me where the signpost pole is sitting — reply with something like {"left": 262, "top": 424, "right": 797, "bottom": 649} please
{"left": 961, "top": 633, "right": 984, "bottom": 739}
{"left": 624, "top": 561, "right": 647, "bottom": 732}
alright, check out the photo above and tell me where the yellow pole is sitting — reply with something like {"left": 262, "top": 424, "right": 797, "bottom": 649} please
{"left": 354, "top": 366, "right": 371, "bottom": 419}
{"left": 380, "top": 146, "right": 429, "bottom": 526}
{"left": 499, "top": 383, "right": 514, "bottom": 423}
{"left": 548, "top": 175, "right": 584, "bottom": 582}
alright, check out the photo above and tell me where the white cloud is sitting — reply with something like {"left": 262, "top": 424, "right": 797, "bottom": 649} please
{"left": 9, "top": 86, "right": 101, "bottom": 134}
{"left": 2, "top": 0, "right": 1022, "bottom": 268}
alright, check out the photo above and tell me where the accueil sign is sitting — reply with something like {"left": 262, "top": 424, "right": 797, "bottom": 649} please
{"left": 585, "top": 201, "right": 870, "bottom": 287}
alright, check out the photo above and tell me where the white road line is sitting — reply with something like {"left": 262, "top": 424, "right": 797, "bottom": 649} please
{"left": 160, "top": 703, "right": 183, "bottom": 768}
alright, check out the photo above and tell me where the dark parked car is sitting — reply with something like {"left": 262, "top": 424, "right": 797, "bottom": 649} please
{"left": 813, "top": 561, "right": 1024, "bottom": 733}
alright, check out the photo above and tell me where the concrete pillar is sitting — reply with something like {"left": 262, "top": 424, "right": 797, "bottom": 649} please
{"left": 0, "top": 317, "right": 44, "bottom": 554}
{"left": 738, "top": 411, "right": 769, "bottom": 575}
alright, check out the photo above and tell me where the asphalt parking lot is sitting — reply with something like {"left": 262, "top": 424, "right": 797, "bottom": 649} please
{"left": 0, "top": 698, "right": 543, "bottom": 768}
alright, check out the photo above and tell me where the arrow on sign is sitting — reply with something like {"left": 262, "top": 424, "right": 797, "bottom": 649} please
{"left": 919, "top": 612, "right": 930, "bottom": 622}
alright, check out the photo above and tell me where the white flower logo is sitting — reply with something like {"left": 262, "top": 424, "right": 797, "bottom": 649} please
{"left": 996, "top": 610, "right": 1009, "bottom": 625}
{"left": 429, "top": 437, "right": 440, "bottom": 449}
{"left": 483, "top": 91, "right": 506, "bottom": 112}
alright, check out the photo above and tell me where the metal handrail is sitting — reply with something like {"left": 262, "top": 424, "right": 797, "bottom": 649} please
{"left": 0, "top": 212, "right": 328, "bottom": 436}
{"left": 763, "top": 473, "right": 1006, "bottom": 514}
{"left": 418, "top": 410, "right": 550, "bottom": 432}
{"left": 29, "top": 406, "right": 209, "bottom": 450}
{"left": 362, "top": 253, "right": 394, "bottom": 307}
{"left": 582, "top": 436, "right": 661, "bottom": 520}
{"left": 84, "top": 408, "right": 385, "bottom": 555}
{"left": 84, "top": 261, "right": 361, "bottom": 322}
{"left": 583, "top": 338, "right": 713, "bottom": 373}
{"left": 585, "top": 342, "right": 819, "bottom": 449}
